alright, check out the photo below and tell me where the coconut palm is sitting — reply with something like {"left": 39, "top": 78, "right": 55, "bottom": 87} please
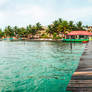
{"left": 46, "top": 25, "right": 54, "bottom": 35}
{"left": 27, "top": 25, "right": 37, "bottom": 38}
{"left": 58, "top": 18, "right": 63, "bottom": 24}
{"left": 60, "top": 20, "right": 69, "bottom": 33}
{"left": 0, "top": 29, "right": 3, "bottom": 38}
{"left": 76, "top": 21, "right": 83, "bottom": 30}
{"left": 19, "top": 27, "right": 27, "bottom": 37}
{"left": 26, "top": 25, "right": 32, "bottom": 34}
{"left": 35, "top": 22, "right": 42, "bottom": 30}
{"left": 13, "top": 26, "right": 19, "bottom": 37}
{"left": 4, "top": 26, "right": 14, "bottom": 37}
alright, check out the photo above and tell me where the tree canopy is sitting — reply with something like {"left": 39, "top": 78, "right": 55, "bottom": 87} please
{"left": 0, "top": 19, "right": 87, "bottom": 39}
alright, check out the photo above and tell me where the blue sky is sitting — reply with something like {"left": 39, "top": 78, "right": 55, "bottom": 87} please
{"left": 0, "top": 0, "right": 92, "bottom": 28}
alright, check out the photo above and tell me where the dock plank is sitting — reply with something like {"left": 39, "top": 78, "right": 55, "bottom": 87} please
{"left": 67, "top": 41, "right": 92, "bottom": 92}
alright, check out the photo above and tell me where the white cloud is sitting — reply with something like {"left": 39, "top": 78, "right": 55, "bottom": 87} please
{"left": 0, "top": 0, "right": 92, "bottom": 28}
{"left": 0, "top": 4, "right": 51, "bottom": 27}
{"left": 87, "top": 0, "right": 92, "bottom": 3}
{"left": 56, "top": 7, "right": 92, "bottom": 23}
{"left": 0, "top": 0, "right": 9, "bottom": 6}
{"left": 18, "top": 5, "right": 47, "bottom": 20}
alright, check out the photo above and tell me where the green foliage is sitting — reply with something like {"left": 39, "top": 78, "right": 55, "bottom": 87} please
{"left": 53, "top": 33, "right": 57, "bottom": 39}
{"left": 0, "top": 22, "right": 42, "bottom": 38}
{"left": 41, "top": 34, "right": 49, "bottom": 38}
{"left": 4, "top": 26, "right": 15, "bottom": 37}
{"left": 0, "top": 19, "right": 86, "bottom": 39}
{"left": 76, "top": 21, "right": 83, "bottom": 30}
{"left": 47, "top": 19, "right": 85, "bottom": 36}
{"left": 55, "top": 36, "right": 62, "bottom": 39}
{"left": 0, "top": 29, "right": 4, "bottom": 38}
{"left": 52, "top": 33, "right": 62, "bottom": 39}
{"left": 35, "top": 22, "right": 42, "bottom": 30}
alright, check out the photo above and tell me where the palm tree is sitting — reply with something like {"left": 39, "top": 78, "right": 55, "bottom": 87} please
{"left": 76, "top": 21, "right": 83, "bottom": 30}
{"left": 35, "top": 22, "right": 42, "bottom": 30}
{"left": 26, "top": 24, "right": 40, "bottom": 38}
{"left": 13, "top": 26, "right": 19, "bottom": 37}
{"left": 46, "top": 25, "right": 54, "bottom": 35}
{"left": 58, "top": 18, "right": 63, "bottom": 24}
{"left": 60, "top": 20, "right": 69, "bottom": 33}
{"left": 68, "top": 21, "right": 77, "bottom": 31}
{"left": 53, "top": 20, "right": 59, "bottom": 27}
{"left": 30, "top": 26, "right": 37, "bottom": 38}
{"left": 19, "top": 27, "right": 27, "bottom": 37}
{"left": 26, "top": 25, "right": 32, "bottom": 34}
{"left": 69, "top": 21, "right": 74, "bottom": 30}
{"left": 0, "top": 29, "right": 3, "bottom": 38}
{"left": 4, "top": 26, "right": 14, "bottom": 37}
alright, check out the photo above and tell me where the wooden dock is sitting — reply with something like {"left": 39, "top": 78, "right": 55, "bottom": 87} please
{"left": 67, "top": 41, "right": 92, "bottom": 92}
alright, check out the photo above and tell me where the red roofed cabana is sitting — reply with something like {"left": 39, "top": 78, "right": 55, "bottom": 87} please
{"left": 63, "top": 31, "right": 92, "bottom": 42}
{"left": 67, "top": 31, "right": 92, "bottom": 36}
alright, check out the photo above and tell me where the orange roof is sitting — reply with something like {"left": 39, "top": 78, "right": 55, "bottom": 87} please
{"left": 67, "top": 31, "right": 92, "bottom": 36}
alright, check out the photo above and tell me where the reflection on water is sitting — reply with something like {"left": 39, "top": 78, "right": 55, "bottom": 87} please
{"left": 0, "top": 41, "right": 85, "bottom": 92}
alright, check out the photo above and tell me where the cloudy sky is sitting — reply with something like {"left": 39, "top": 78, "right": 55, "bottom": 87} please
{"left": 0, "top": 0, "right": 92, "bottom": 28}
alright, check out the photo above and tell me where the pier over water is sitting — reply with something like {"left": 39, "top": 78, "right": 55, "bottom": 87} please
{"left": 67, "top": 41, "right": 92, "bottom": 92}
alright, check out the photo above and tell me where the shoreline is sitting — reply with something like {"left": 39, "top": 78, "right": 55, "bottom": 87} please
{"left": 67, "top": 41, "right": 92, "bottom": 92}
{"left": 1, "top": 38, "right": 62, "bottom": 42}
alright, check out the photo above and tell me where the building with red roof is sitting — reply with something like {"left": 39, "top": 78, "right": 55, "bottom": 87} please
{"left": 63, "top": 31, "right": 92, "bottom": 42}
{"left": 67, "top": 31, "right": 92, "bottom": 36}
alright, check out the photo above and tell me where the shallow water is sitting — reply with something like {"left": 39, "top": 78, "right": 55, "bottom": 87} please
{"left": 0, "top": 41, "right": 85, "bottom": 92}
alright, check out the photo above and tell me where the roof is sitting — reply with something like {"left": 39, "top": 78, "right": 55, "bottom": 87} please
{"left": 67, "top": 31, "right": 92, "bottom": 36}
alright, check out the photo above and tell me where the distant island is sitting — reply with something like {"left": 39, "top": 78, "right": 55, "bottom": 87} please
{"left": 0, "top": 18, "right": 90, "bottom": 40}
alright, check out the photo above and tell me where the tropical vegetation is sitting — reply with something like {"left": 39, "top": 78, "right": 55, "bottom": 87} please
{"left": 0, "top": 18, "right": 88, "bottom": 39}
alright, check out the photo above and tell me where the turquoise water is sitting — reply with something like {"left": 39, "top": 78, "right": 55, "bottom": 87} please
{"left": 0, "top": 41, "right": 85, "bottom": 92}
